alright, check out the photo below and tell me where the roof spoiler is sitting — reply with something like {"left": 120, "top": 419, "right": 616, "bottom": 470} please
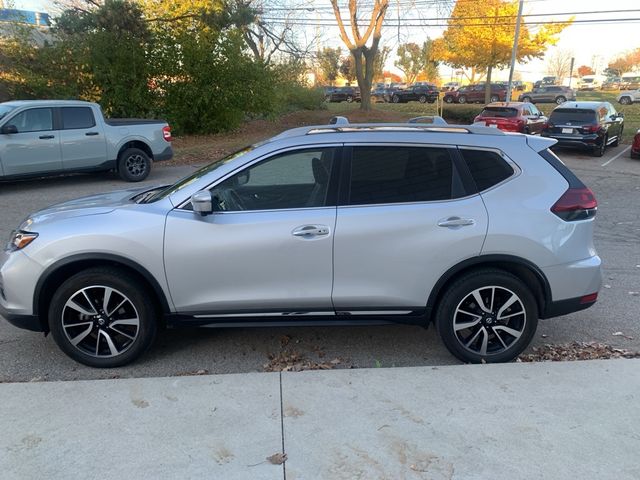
{"left": 526, "top": 135, "right": 557, "bottom": 152}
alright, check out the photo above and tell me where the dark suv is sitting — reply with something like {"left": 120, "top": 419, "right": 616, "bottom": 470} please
{"left": 542, "top": 101, "right": 624, "bottom": 157}
{"left": 391, "top": 85, "right": 439, "bottom": 104}
{"left": 443, "top": 84, "right": 506, "bottom": 104}
{"left": 519, "top": 86, "right": 575, "bottom": 105}
{"left": 326, "top": 86, "right": 360, "bottom": 103}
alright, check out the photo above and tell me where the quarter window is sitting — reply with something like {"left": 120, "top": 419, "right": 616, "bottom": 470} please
{"left": 460, "top": 149, "right": 514, "bottom": 191}
{"left": 7, "top": 108, "right": 53, "bottom": 133}
{"left": 348, "top": 146, "right": 460, "bottom": 205}
{"left": 61, "top": 107, "right": 95, "bottom": 129}
{"left": 209, "top": 148, "right": 337, "bottom": 211}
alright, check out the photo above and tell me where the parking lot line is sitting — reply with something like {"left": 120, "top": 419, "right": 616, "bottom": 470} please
{"left": 601, "top": 145, "right": 631, "bottom": 167}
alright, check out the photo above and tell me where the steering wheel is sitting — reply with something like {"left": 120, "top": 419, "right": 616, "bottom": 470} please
{"left": 213, "top": 188, "right": 245, "bottom": 211}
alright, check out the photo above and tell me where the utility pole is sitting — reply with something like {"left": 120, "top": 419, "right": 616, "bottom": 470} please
{"left": 568, "top": 57, "right": 575, "bottom": 88}
{"left": 505, "top": 0, "right": 524, "bottom": 102}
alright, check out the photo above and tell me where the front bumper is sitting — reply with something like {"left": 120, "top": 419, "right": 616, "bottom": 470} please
{"left": 0, "top": 249, "right": 45, "bottom": 331}
{"left": 0, "top": 302, "right": 42, "bottom": 331}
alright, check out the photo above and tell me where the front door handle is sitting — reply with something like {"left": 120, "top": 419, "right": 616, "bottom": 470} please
{"left": 292, "top": 225, "right": 330, "bottom": 237}
{"left": 39, "top": 135, "right": 55, "bottom": 139}
{"left": 85, "top": 131, "right": 99, "bottom": 136}
{"left": 438, "top": 217, "right": 475, "bottom": 228}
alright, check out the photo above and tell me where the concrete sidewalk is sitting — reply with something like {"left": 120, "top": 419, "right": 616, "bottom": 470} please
{"left": 1, "top": 360, "right": 639, "bottom": 480}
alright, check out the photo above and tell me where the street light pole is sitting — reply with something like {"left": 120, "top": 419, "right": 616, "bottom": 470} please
{"left": 506, "top": 0, "right": 524, "bottom": 102}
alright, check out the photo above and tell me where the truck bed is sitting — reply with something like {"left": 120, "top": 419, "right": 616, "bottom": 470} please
{"left": 104, "top": 118, "right": 167, "bottom": 127}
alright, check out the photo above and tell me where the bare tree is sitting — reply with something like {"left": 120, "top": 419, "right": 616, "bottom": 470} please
{"left": 330, "top": 0, "right": 389, "bottom": 110}
{"left": 546, "top": 49, "right": 573, "bottom": 84}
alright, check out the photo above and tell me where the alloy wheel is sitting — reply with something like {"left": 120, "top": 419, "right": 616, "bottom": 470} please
{"left": 125, "top": 154, "right": 148, "bottom": 178}
{"left": 61, "top": 286, "right": 140, "bottom": 358}
{"left": 452, "top": 286, "right": 526, "bottom": 356}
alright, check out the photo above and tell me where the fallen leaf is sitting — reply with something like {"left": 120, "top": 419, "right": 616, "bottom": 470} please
{"left": 603, "top": 284, "right": 611, "bottom": 289}
{"left": 612, "top": 332, "right": 624, "bottom": 336}
{"left": 267, "top": 452, "right": 287, "bottom": 465}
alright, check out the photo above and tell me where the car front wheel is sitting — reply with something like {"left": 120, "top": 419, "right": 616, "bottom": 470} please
{"left": 522, "top": 96, "right": 532, "bottom": 103}
{"left": 555, "top": 96, "right": 566, "bottom": 105}
{"left": 457, "top": 95, "right": 467, "bottom": 104}
{"left": 49, "top": 267, "right": 157, "bottom": 368}
{"left": 392, "top": 95, "right": 400, "bottom": 103}
{"left": 490, "top": 95, "right": 500, "bottom": 102}
{"left": 444, "top": 96, "right": 454, "bottom": 103}
{"left": 419, "top": 95, "right": 427, "bottom": 103}
{"left": 619, "top": 96, "right": 632, "bottom": 105}
{"left": 435, "top": 269, "right": 538, "bottom": 363}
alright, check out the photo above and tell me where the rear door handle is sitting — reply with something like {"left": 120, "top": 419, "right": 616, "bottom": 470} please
{"left": 39, "top": 135, "right": 55, "bottom": 139}
{"left": 85, "top": 131, "right": 99, "bottom": 136}
{"left": 292, "top": 225, "right": 330, "bottom": 237}
{"left": 437, "top": 217, "right": 475, "bottom": 228}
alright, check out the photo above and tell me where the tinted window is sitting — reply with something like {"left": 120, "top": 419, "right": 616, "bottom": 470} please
{"left": 550, "top": 109, "right": 597, "bottom": 125}
{"left": 460, "top": 149, "right": 514, "bottom": 191}
{"left": 480, "top": 107, "right": 518, "bottom": 118}
{"left": 62, "top": 107, "right": 95, "bottom": 129}
{"left": 8, "top": 108, "right": 53, "bottom": 132}
{"left": 348, "top": 147, "right": 457, "bottom": 205}
{"left": 210, "top": 148, "right": 336, "bottom": 211}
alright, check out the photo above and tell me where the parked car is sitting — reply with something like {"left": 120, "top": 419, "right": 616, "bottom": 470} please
{"left": 617, "top": 89, "right": 640, "bottom": 105}
{"left": 1, "top": 118, "right": 601, "bottom": 367}
{"left": 325, "top": 86, "right": 360, "bottom": 103}
{"left": 631, "top": 129, "right": 640, "bottom": 159}
{"left": 441, "top": 81, "right": 460, "bottom": 92}
{"left": 391, "top": 85, "right": 439, "bottom": 103}
{"left": 620, "top": 74, "right": 640, "bottom": 90}
{"left": 473, "top": 102, "right": 547, "bottom": 134}
{"left": 541, "top": 101, "right": 624, "bottom": 157}
{"left": 0, "top": 100, "right": 172, "bottom": 182}
{"left": 518, "top": 86, "right": 575, "bottom": 105}
{"left": 370, "top": 86, "right": 389, "bottom": 103}
{"left": 602, "top": 78, "right": 622, "bottom": 90}
{"left": 533, "top": 76, "right": 556, "bottom": 89}
{"left": 443, "top": 83, "right": 507, "bottom": 104}
{"left": 512, "top": 80, "right": 526, "bottom": 91}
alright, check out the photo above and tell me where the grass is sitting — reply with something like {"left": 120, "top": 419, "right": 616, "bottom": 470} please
{"left": 169, "top": 90, "right": 639, "bottom": 166}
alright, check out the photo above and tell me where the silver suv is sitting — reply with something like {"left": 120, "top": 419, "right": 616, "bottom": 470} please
{"left": 1, "top": 119, "right": 602, "bottom": 367}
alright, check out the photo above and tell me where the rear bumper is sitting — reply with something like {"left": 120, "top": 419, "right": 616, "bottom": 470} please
{"left": 542, "top": 133, "right": 601, "bottom": 149}
{"left": 154, "top": 145, "right": 174, "bottom": 162}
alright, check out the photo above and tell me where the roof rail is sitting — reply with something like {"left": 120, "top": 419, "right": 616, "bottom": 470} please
{"left": 305, "top": 124, "right": 504, "bottom": 135}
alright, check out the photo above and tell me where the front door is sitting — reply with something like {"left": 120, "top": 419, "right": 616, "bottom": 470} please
{"left": 332, "top": 145, "right": 488, "bottom": 314}
{"left": 0, "top": 107, "right": 62, "bottom": 176}
{"left": 59, "top": 106, "right": 107, "bottom": 170}
{"left": 164, "top": 146, "right": 340, "bottom": 316}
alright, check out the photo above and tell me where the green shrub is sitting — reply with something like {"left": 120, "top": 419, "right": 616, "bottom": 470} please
{"left": 441, "top": 105, "right": 483, "bottom": 124}
{"left": 276, "top": 84, "right": 326, "bottom": 112}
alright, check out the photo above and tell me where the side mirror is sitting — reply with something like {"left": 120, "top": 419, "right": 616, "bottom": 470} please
{"left": 1, "top": 124, "right": 18, "bottom": 134}
{"left": 191, "top": 190, "right": 213, "bottom": 216}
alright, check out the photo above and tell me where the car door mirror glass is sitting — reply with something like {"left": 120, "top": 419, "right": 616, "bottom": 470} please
{"left": 1, "top": 124, "right": 18, "bottom": 134}
{"left": 191, "top": 190, "right": 213, "bottom": 216}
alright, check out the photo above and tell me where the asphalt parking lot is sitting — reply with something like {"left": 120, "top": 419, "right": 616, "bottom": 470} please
{"left": 0, "top": 147, "right": 638, "bottom": 382}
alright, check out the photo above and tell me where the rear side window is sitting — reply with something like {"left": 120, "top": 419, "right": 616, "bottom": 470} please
{"left": 460, "top": 149, "right": 514, "bottom": 191}
{"left": 550, "top": 109, "right": 596, "bottom": 125}
{"left": 348, "top": 146, "right": 460, "bottom": 205}
{"left": 61, "top": 107, "right": 95, "bottom": 129}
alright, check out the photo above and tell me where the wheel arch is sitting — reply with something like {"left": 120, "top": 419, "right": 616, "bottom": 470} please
{"left": 34, "top": 253, "right": 171, "bottom": 332}
{"left": 426, "top": 255, "right": 551, "bottom": 323}
{"left": 117, "top": 140, "right": 154, "bottom": 163}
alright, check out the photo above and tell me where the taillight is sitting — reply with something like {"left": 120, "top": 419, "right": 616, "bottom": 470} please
{"left": 581, "top": 124, "right": 600, "bottom": 134}
{"left": 551, "top": 187, "right": 597, "bottom": 221}
{"left": 542, "top": 121, "right": 552, "bottom": 130}
{"left": 162, "top": 126, "right": 172, "bottom": 142}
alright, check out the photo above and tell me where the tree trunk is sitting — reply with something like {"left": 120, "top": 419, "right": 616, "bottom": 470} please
{"left": 484, "top": 65, "right": 493, "bottom": 104}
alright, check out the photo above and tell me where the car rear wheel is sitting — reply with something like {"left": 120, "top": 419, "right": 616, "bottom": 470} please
{"left": 522, "top": 96, "right": 532, "bottom": 103}
{"left": 49, "top": 267, "right": 157, "bottom": 368}
{"left": 392, "top": 95, "right": 400, "bottom": 103}
{"left": 619, "top": 96, "right": 632, "bottom": 105}
{"left": 444, "top": 96, "right": 454, "bottom": 103}
{"left": 435, "top": 269, "right": 538, "bottom": 363}
{"left": 490, "top": 95, "right": 500, "bottom": 102}
{"left": 457, "top": 95, "right": 467, "bottom": 104}
{"left": 118, "top": 148, "right": 151, "bottom": 182}
{"left": 419, "top": 95, "right": 427, "bottom": 103}
{"left": 612, "top": 128, "right": 622, "bottom": 147}
{"left": 593, "top": 136, "right": 607, "bottom": 157}
{"left": 555, "top": 96, "right": 566, "bottom": 105}
{"left": 346, "top": 95, "right": 354, "bottom": 103}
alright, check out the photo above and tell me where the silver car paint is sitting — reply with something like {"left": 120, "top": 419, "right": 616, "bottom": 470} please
{"left": 0, "top": 125, "right": 601, "bottom": 324}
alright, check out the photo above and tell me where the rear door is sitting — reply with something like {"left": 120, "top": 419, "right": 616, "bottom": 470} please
{"left": 59, "top": 106, "right": 107, "bottom": 170}
{"left": 0, "top": 107, "right": 62, "bottom": 176}
{"left": 331, "top": 144, "right": 488, "bottom": 315}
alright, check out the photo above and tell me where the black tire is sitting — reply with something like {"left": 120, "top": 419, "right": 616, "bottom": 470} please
{"left": 611, "top": 127, "right": 622, "bottom": 147}
{"left": 444, "top": 96, "right": 454, "bottom": 104}
{"left": 435, "top": 269, "right": 538, "bottom": 364}
{"left": 346, "top": 95, "right": 354, "bottom": 103}
{"left": 419, "top": 95, "right": 427, "bottom": 104}
{"left": 490, "top": 94, "right": 500, "bottom": 103}
{"left": 593, "top": 136, "right": 606, "bottom": 157}
{"left": 458, "top": 95, "right": 467, "bottom": 104}
{"left": 49, "top": 267, "right": 157, "bottom": 368}
{"left": 555, "top": 96, "right": 566, "bottom": 105}
{"left": 619, "top": 96, "right": 632, "bottom": 105}
{"left": 522, "top": 96, "right": 532, "bottom": 103}
{"left": 118, "top": 147, "right": 151, "bottom": 182}
{"left": 392, "top": 95, "right": 400, "bottom": 103}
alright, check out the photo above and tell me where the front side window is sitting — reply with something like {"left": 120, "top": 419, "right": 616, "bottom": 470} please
{"left": 7, "top": 108, "right": 53, "bottom": 133}
{"left": 210, "top": 148, "right": 337, "bottom": 212}
{"left": 460, "top": 149, "right": 514, "bottom": 192}
{"left": 61, "top": 107, "right": 95, "bottom": 129}
{"left": 348, "top": 146, "right": 460, "bottom": 205}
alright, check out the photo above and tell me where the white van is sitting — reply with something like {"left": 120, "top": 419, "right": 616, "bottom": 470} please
{"left": 576, "top": 75, "right": 606, "bottom": 91}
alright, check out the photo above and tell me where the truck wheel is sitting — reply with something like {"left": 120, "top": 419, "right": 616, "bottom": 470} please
{"left": 555, "top": 96, "right": 566, "bottom": 105}
{"left": 48, "top": 267, "right": 157, "bottom": 368}
{"left": 118, "top": 148, "right": 151, "bottom": 182}
{"left": 619, "top": 96, "right": 632, "bottom": 105}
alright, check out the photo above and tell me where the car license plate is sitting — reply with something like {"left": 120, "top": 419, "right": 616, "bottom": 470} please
{"left": 562, "top": 128, "right": 573, "bottom": 134}
{"left": 487, "top": 123, "right": 498, "bottom": 128}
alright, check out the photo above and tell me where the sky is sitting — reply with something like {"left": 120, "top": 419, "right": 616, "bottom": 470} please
{"left": 11, "top": 0, "right": 640, "bottom": 82}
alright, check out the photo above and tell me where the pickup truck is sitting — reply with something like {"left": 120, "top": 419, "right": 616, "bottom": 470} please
{"left": 0, "top": 100, "right": 173, "bottom": 182}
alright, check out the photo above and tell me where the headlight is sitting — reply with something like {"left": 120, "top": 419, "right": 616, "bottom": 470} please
{"left": 6, "top": 231, "right": 38, "bottom": 252}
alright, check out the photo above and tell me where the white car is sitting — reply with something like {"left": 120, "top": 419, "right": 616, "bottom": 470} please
{"left": 617, "top": 89, "right": 640, "bottom": 105}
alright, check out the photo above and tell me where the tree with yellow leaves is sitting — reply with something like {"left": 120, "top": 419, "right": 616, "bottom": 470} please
{"left": 435, "top": 0, "right": 572, "bottom": 103}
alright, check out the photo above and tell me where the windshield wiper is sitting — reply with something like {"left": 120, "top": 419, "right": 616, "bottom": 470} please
{"left": 134, "top": 186, "right": 169, "bottom": 204}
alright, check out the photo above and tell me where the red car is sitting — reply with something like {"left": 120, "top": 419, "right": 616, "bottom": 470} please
{"left": 632, "top": 130, "right": 640, "bottom": 158}
{"left": 443, "top": 83, "right": 507, "bottom": 104}
{"left": 473, "top": 102, "right": 547, "bottom": 134}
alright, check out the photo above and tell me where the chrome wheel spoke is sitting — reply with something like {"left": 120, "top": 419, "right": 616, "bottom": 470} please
{"left": 492, "top": 327, "right": 509, "bottom": 349}
{"left": 479, "top": 328, "right": 489, "bottom": 356}
{"left": 107, "top": 298, "right": 127, "bottom": 317}
{"left": 66, "top": 299, "right": 96, "bottom": 317}
{"left": 497, "top": 293, "right": 519, "bottom": 318}
{"left": 64, "top": 321, "right": 93, "bottom": 329}
{"left": 454, "top": 318, "right": 481, "bottom": 331}
{"left": 493, "top": 325, "right": 523, "bottom": 340}
{"left": 472, "top": 289, "right": 492, "bottom": 313}
{"left": 101, "top": 330, "right": 120, "bottom": 356}
{"left": 69, "top": 324, "right": 93, "bottom": 346}
{"left": 110, "top": 317, "right": 139, "bottom": 327}
{"left": 102, "top": 287, "right": 113, "bottom": 314}
{"left": 465, "top": 327, "right": 484, "bottom": 348}
{"left": 497, "top": 310, "right": 524, "bottom": 321}
{"left": 110, "top": 326, "right": 136, "bottom": 341}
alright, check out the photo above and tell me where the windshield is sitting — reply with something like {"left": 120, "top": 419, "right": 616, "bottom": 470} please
{"left": 480, "top": 107, "right": 518, "bottom": 118}
{"left": 0, "top": 105, "right": 16, "bottom": 121}
{"left": 582, "top": 79, "right": 594, "bottom": 83}
{"left": 550, "top": 109, "right": 597, "bottom": 125}
{"left": 143, "top": 145, "right": 255, "bottom": 203}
